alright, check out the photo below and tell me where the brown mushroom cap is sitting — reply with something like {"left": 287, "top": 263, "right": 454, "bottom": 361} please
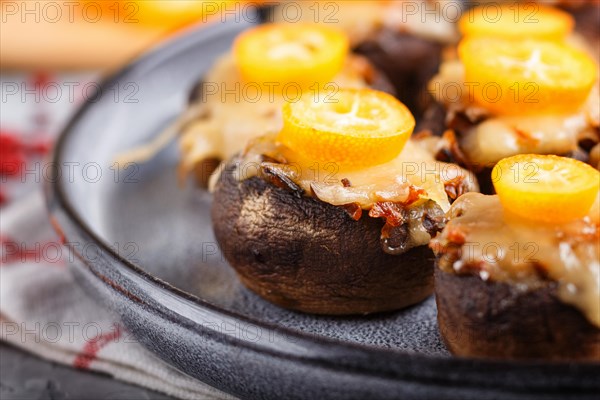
{"left": 434, "top": 265, "right": 600, "bottom": 361}
{"left": 211, "top": 157, "right": 435, "bottom": 315}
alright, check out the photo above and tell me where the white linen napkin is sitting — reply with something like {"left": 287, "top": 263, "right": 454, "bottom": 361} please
{"left": 1, "top": 71, "right": 234, "bottom": 399}
{"left": 0, "top": 190, "right": 235, "bottom": 400}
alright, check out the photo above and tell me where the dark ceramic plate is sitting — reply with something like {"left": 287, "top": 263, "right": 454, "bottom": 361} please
{"left": 46, "top": 17, "right": 600, "bottom": 400}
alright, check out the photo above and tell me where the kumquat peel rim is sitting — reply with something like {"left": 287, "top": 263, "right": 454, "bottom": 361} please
{"left": 277, "top": 89, "right": 416, "bottom": 169}
{"left": 492, "top": 154, "right": 600, "bottom": 223}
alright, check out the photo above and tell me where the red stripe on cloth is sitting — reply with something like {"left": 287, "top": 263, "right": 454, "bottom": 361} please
{"left": 33, "top": 71, "right": 53, "bottom": 91}
{"left": 0, "top": 133, "right": 26, "bottom": 177}
{"left": 73, "top": 325, "right": 122, "bottom": 370}
{"left": 0, "top": 236, "right": 66, "bottom": 267}
{"left": 49, "top": 216, "right": 66, "bottom": 245}
{"left": 0, "top": 131, "right": 52, "bottom": 209}
{"left": 2, "top": 236, "right": 29, "bottom": 264}
{"left": 1, "top": 131, "right": 50, "bottom": 157}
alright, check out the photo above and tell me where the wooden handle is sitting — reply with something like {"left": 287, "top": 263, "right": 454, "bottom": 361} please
{"left": 0, "top": 5, "right": 181, "bottom": 71}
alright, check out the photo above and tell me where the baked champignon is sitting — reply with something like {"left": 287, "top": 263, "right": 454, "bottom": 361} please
{"left": 272, "top": 0, "right": 458, "bottom": 123}
{"left": 179, "top": 23, "right": 397, "bottom": 188}
{"left": 114, "top": 23, "right": 396, "bottom": 186}
{"left": 434, "top": 266, "right": 600, "bottom": 361}
{"left": 211, "top": 156, "right": 438, "bottom": 315}
{"left": 425, "top": 7, "right": 600, "bottom": 193}
{"left": 431, "top": 155, "right": 600, "bottom": 360}
{"left": 210, "top": 88, "right": 478, "bottom": 315}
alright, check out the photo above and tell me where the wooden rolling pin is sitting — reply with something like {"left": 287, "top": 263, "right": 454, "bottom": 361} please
{"left": 0, "top": 1, "right": 219, "bottom": 71}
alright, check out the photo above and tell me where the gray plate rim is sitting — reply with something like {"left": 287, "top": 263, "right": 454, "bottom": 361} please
{"left": 44, "top": 15, "right": 600, "bottom": 396}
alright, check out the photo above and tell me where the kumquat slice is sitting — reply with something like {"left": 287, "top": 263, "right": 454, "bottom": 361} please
{"left": 278, "top": 88, "right": 415, "bottom": 169}
{"left": 234, "top": 23, "right": 349, "bottom": 90}
{"left": 492, "top": 154, "right": 600, "bottom": 223}
{"left": 459, "top": 37, "right": 597, "bottom": 116}
{"left": 460, "top": 3, "right": 574, "bottom": 41}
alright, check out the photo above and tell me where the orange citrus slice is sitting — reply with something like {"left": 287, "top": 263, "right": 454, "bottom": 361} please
{"left": 459, "top": 37, "right": 597, "bottom": 116}
{"left": 492, "top": 154, "right": 600, "bottom": 223}
{"left": 92, "top": 0, "right": 204, "bottom": 28}
{"left": 277, "top": 88, "right": 415, "bottom": 169}
{"left": 234, "top": 23, "right": 349, "bottom": 90}
{"left": 460, "top": 4, "right": 573, "bottom": 41}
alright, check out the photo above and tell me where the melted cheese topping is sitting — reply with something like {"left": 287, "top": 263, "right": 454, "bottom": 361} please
{"left": 236, "top": 137, "right": 479, "bottom": 250}
{"left": 293, "top": 140, "right": 474, "bottom": 212}
{"left": 179, "top": 53, "right": 372, "bottom": 177}
{"left": 434, "top": 193, "right": 600, "bottom": 327}
{"left": 429, "top": 59, "right": 599, "bottom": 166}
